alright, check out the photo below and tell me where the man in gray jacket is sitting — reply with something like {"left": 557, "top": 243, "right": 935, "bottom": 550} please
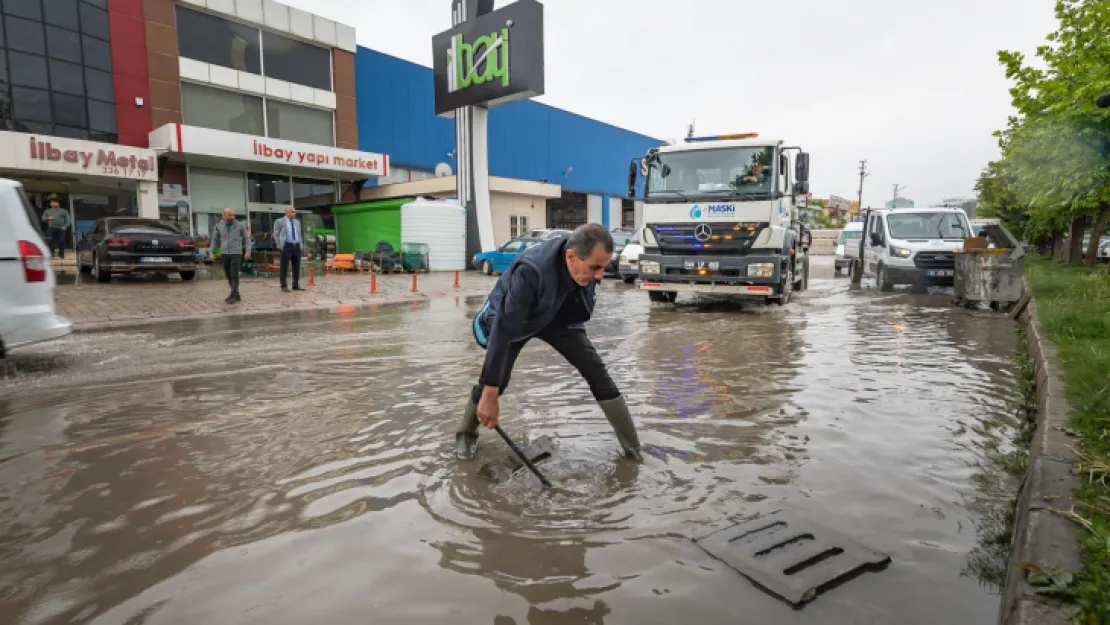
{"left": 207, "top": 208, "right": 251, "bottom": 304}
{"left": 41, "top": 195, "right": 72, "bottom": 259}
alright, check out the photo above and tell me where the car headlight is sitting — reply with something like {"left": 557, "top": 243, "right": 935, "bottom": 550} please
{"left": 640, "top": 261, "right": 661, "bottom": 274}
{"left": 890, "top": 246, "right": 912, "bottom": 259}
{"left": 747, "top": 263, "right": 774, "bottom": 278}
{"left": 619, "top": 255, "right": 627, "bottom": 263}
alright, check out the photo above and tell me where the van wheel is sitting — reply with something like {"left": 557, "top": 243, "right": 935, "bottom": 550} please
{"left": 93, "top": 254, "right": 111, "bottom": 283}
{"left": 622, "top": 275, "right": 635, "bottom": 284}
{"left": 180, "top": 271, "right": 196, "bottom": 281}
{"left": 877, "top": 264, "right": 894, "bottom": 292}
{"left": 649, "top": 291, "right": 676, "bottom": 303}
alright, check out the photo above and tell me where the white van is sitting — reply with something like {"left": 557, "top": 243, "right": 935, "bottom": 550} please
{"left": 835, "top": 221, "right": 864, "bottom": 274}
{"left": 0, "top": 179, "right": 72, "bottom": 357}
{"left": 858, "top": 207, "right": 972, "bottom": 291}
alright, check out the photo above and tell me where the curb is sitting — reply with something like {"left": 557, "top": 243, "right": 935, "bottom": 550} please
{"left": 70, "top": 288, "right": 491, "bottom": 332}
{"left": 998, "top": 280, "right": 1083, "bottom": 625}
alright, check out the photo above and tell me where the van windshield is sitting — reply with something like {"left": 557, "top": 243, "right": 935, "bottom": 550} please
{"left": 839, "top": 230, "right": 862, "bottom": 243}
{"left": 886, "top": 212, "right": 970, "bottom": 240}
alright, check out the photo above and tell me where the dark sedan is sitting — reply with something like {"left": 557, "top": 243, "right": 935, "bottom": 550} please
{"left": 77, "top": 218, "right": 197, "bottom": 283}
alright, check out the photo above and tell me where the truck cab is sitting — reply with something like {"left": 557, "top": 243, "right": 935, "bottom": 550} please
{"left": 628, "top": 133, "right": 811, "bottom": 305}
{"left": 851, "top": 206, "right": 972, "bottom": 291}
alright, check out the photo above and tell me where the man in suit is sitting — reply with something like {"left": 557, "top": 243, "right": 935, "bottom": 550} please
{"left": 207, "top": 208, "right": 251, "bottom": 304}
{"left": 273, "top": 206, "right": 305, "bottom": 292}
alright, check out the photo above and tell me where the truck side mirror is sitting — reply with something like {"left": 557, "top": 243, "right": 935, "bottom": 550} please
{"left": 793, "top": 181, "right": 809, "bottom": 195}
{"left": 870, "top": 232, "right": 883, "bottom": 247}
{"left": 795, "top": 152, "right": 810, "bottom": 183}
{"left": 627, "top": 159, "right": 638, "bottom": 198}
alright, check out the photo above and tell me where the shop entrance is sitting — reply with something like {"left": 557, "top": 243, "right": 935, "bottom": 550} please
{"left": 12, "top": 175, "right": 139, "bottom": 257}
{"left": 547, "top": 191, "right": 588, "bottom": 230}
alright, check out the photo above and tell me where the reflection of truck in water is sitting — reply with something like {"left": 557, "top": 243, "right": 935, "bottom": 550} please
{"left": 627, "top": 133, "right": 812, "bottom": 305}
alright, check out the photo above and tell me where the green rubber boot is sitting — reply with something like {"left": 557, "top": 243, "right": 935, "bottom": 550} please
{"left": 454, "top": 398, "right": 480, "bottom": 460}
{"left": 599, "top": 395, "right": 643, "bottom": 462}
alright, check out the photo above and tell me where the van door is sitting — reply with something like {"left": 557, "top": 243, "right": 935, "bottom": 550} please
{"left": 862, "top": 214, "right": 878, "bottom": 276}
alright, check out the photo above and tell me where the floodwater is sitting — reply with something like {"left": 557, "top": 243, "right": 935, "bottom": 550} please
{"left": 0, "top": 259, "right": 1024, "bottom": 625}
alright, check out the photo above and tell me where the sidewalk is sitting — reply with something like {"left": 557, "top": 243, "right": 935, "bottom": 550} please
{"left": 54, "top": 267, "right": 497, "bottom": 330}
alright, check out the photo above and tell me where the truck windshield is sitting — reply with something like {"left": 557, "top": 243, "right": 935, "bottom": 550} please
{"left": 886, "top": 212, "right": 970, "bottom": 240}
{"left": 647, "top": 146, "right": 775, "bottom": 200}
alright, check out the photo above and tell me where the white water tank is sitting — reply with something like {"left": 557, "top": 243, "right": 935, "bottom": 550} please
{"left": 400, "top": 198, "right": 466, "bottom": 271}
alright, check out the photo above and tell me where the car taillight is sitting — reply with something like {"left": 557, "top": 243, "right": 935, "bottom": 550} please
{"left": 105, "top": 238, "right": 132, "bottom": 247}
{"left": 176, "top": 239, "right": 195, "bottom": 248}
{"left": 18, "top": 240, "right": 47, "bottom": 283}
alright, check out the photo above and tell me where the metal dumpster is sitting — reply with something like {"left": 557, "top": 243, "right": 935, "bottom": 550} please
{"left": 953, "top": 223, "right": 1026, "bottom": 312}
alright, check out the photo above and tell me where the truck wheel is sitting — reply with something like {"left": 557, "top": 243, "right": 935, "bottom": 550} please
{"left": 776, "top": 266, "right": 793, "bottom": 306}
{"left": 877, "top": 264, "right": 894, "bottom": 292}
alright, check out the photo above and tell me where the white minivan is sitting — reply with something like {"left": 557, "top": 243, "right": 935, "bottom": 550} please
{"left": 835, "top": 221, "right": 864, "bottom": 275}
{"left": 0, "top": 179, "right": 72, "bottom": 357}
{"left": 858, "top": 207, "right": 972, "bottom": 291}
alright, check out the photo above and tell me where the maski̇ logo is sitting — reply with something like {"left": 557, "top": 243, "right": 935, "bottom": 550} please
{"left": 706, "top": 204, "right": 736, "bottom": 214}
{"left": 689, "top": 205, "right": 703, "bottom": 219}
{"left": 447, "top": 28, "right": 510, "bottom": 93}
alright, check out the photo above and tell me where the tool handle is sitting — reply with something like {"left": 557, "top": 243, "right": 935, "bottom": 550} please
{"left": 494, "top": 425, "right": 552, "bottom": 488}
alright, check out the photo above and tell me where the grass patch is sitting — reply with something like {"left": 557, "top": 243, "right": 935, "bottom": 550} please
{"left": 1023, "top": 255, "right": 1110, "bottom": 623}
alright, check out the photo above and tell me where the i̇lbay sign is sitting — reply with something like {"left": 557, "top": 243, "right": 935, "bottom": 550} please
{"left": 432, "top": 0, "right": 545, "bottom": 117}
{"left": 0, "top": 131, "right": 159, "bottom": 181}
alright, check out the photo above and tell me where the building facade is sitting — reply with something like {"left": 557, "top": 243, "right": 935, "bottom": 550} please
{"left": 355, "top": 47, "right": 660, "bottom": 246}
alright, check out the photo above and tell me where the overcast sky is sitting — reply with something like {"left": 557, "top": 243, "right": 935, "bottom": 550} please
{"left": 286, "top": 0, "right": 1056, "bottom": 207}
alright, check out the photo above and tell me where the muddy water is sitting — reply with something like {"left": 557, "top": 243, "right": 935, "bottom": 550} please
{"left": 0, "top": 261, "right": 1023, "bottom": 625}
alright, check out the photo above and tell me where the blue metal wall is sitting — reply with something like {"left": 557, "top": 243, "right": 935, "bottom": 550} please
{"left": 355, "top": 47, "right": 661, "bottom": 198}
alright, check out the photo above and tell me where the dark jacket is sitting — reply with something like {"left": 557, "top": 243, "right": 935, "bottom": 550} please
{"left": 473, "top": 236, "right": 599, "bottom": 387}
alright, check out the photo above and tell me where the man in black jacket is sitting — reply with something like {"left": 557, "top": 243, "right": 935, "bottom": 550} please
{"left": 455, "top": 223, "right": 643, "bottom": 462}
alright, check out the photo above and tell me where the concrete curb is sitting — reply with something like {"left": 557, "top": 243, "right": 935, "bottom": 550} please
{"left": 70, "top": 288, "right": 491, "bottom": 332}
{"left": 998, "top": 280, "right": 1083, "bottom": 625}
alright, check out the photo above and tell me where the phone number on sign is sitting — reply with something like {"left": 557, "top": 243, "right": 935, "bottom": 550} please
{"left": 101, "top": 166, "right": 149, "bottom": 177}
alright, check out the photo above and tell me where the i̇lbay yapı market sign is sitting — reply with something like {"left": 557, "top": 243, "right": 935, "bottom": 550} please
{"left": 432, "top": 0, "right": 545, "bottom": 117}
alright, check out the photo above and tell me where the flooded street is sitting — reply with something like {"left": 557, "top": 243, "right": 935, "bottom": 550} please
{"left": 0, "top": 259, "right": 1023, "bottom": 625}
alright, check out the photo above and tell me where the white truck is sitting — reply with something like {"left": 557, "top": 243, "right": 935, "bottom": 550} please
{"left": 627, "top": 133, "right": 812, "bottom": 305}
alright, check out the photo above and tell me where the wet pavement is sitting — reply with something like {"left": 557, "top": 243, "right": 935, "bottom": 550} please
{"left": 0, "top": 258, "right": 1024, "bottom": 625}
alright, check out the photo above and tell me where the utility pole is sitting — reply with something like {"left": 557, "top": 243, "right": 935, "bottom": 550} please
{"left": 856, "top": 160, "right": 869, "bottom": 222}
{"left": 687, "top": 120, "right": 695, "bottom": 139}
{"left": 892, "top": 183, "right": 906, "bottom": 204}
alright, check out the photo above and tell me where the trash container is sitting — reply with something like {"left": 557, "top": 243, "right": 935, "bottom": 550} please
{"left": 953, "top": 223, "right": 1026, "bottom": 312}
{"left": 400, "top": 242, "right": 431, "bottom": 273}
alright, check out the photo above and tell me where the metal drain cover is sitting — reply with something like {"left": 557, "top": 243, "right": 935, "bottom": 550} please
{"left": 479, "top": 435, "right": 557, "bottom": 482}
{"left": 693, "top": 510, "right": 891, "bottom": 608}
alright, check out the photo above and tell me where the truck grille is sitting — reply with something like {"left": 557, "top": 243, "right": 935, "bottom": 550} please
{"left": 913, "top": 251, "right": 955, "bottom": 270}
{"left": 649, "top": 221, "right": 768, "bottom": 255}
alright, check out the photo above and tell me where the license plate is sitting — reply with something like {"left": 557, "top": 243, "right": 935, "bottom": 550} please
{"left": 926, "top": 269, "right": 953, "bottom": 277}
{"left": 708, "top": 261, "right": 720, "bottom": 270}
{"left": 683, "top": 260, "right": 695, "bottom": 270}
{"left": 140, "top": 257, "right": 172, "bottom": 263}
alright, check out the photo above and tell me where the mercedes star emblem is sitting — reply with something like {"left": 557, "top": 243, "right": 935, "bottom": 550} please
{"left": 694, "top": 223, "right": 712, "bottom": 242}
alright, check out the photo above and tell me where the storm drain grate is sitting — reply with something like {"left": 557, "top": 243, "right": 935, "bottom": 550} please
{"left": 693, "top": 510, "right": 891, "bottom": 608}
{"left": 479, "top": 435, "right": 557, "bottom": 482}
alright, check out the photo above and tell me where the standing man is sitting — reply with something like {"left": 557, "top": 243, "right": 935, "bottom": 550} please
{"left": 455, "top": 223, "right": 643, "bottom": 462}
{"left": 273, "top": 206, "right": 304, "bottom": 292}
{"left": 41, "top": 195, "right": 71, "bottom": 259}
{"left": 208, "top": 208, "right": 250, "bottom": 304}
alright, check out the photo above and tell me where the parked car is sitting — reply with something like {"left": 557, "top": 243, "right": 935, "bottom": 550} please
{"left": 835, "top": 221, "right": 864, "bottom": 275}
{"left": 0, "top": 178, "right": 72, "bottom": 358}
{"left": 76, "top": 217, "right": 197, "bottom": 283}
{"left": 472, "top": 237, "right": 541, "bottom": 275}
{"left": 606, "top": 228, "right": 637, "bottom": 278}
{"left": 618, "top": 229, "right": 644, "bottom": 284}
{"left": 1099, "top": 238, "right": 1110, "bottom": 262}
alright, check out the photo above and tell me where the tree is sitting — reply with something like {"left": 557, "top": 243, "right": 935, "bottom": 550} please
{"left": 990, "top": 0, "right": 1110, "bottom": 268}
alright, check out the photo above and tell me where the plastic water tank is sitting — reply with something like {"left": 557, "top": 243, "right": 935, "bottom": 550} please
{"left": 400, "top": 198, "right": 466, "bottom": 271}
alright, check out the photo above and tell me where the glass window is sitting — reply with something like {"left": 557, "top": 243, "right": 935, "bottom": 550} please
{"left": 44, "top": 0, "right": 78, "bottom": 29}
{"left": 87, "top": 99, "right": 115, "bottom": 132}
{"left": 52, "top": 92, "right": 86, "bottom": 126}
{"left": 0, "top": 49, "right": 7, "bottom": 83}
{"left": 181, "top": 82, "right": 264, "bottom": 135}
{"left": 81, "top": 34, "right": 110, "bottom": 70}
{"left": 80, "top": 0, "right": 106, "bottom": 8}
{"left": 266, "top": 100, "right": 333, "bottom": 146}
{"left": 12, "top": 86, "right": 50, "bottom": 122}
{"left": 7, "top": 16, "right": 45, "bottom": 54}
{"left": 261, "top": 31, "right": 330, "bottom": 91}
{"left": 77, "top": 2, "right": 108, "bottom": 39}
{"left": 84, "top": 67, "right": 113, "bottom": 102}
{"left": 189, "top": 167, "right": 246, "bottom": 243}
{"left": 647, "top": 146, "right": 776, "bottom": 200}
{"left": 292, "top": 178, "right": 335, "bottom": 208}
{"left": 247, "top": 172, "right": 291, "bottom": 204}
{"left": 3, "top": 0, "right": 42, "bottom": 21}
{"left": 9, "top": 51, "right": 47, "bottom": 88}
{"left": 54, "top": 124, "right": 88, "bottom": 139}
{"left": 175, "top": 5, "right": 261, "bottom": 74}
{"left": 15, "top": 120, "right": 53, "bottom": 134}
{"left": 49, "top": 59, "right": 84, "bottom": 95}
{"left": 88, "top": 130, "right": 116, "bottom": 143}
{"left": 46, "top": 25, "right": 82, "bottom": 62}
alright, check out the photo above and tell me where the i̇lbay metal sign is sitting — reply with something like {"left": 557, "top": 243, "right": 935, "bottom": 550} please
{"left": 432, "top": 0, "right": 545, "bottom": 117}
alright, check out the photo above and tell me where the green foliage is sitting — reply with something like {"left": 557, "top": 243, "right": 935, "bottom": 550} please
{"left": 979, "top": 0, "right": 1110, "bottom": 245}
